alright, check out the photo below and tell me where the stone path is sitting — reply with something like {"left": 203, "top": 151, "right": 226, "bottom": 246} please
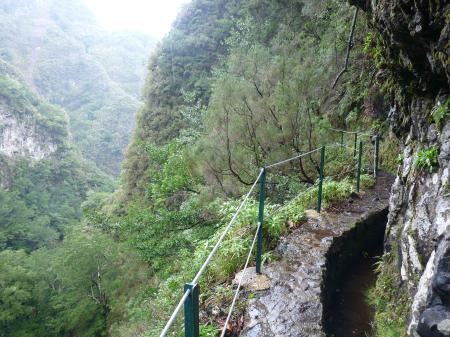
{"left": 240, "top": 172, "right": 394, "bottom": 337}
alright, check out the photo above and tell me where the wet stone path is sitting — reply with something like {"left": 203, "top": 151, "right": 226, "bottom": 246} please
{"left": 240, "top": 173, "right": 393, "bottom": 337}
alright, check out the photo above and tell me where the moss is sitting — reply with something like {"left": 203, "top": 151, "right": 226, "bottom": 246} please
{"left": 369, "top": 239, "right": 410, "bottom": 337}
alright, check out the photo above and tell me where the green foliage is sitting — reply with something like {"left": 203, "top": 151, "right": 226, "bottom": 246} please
{"left": 200, "top": 324, "right": 220, "bottom": 337}
{"left": 0, "top": 62, "right": 113, "bottom": 251}
{"left": 360, "top": 174, "right": 375, "bottom": 189}
{"left": 0, "top": 60, "right": 68, "bottom": 142}
{"left": 275, "top": 178, "right": 354, "bottom": 223}
{"left": 432, "top": 97, "right": 450, "bottom": 129}
{"left": 145, "top": 141, "right": 203, "bottom": 203}
{"left": 363, "top": 32, "right": 374, "bottom": 54}
{"left": 368, "top": 249, "right": 409, "bottom": 337}
{"left": 416, "top": 146, "right": 439, "bottom": 173}
{"left": 0, "top": 227, "right": 147, "bottom": 337}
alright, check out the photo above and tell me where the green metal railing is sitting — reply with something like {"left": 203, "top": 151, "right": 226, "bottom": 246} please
{"left": 158, "top": 129, "right": 381, "bottom": 337}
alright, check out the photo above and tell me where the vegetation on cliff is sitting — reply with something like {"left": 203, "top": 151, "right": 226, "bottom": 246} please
{"left": 0, "top": 60, "right": 112, "bottom": 251}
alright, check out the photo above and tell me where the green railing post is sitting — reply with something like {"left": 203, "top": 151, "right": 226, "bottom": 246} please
{"left": 184, "top": 283, "right": 199, "bottom": 337}
{"left": 317, "top": 146, "right": 325, "bottom": 213}
{"left": 353, "top": 133, "right": 357, "bottom": 157}
{"left": 356, "top": 141, "right": 363, "bottom": 192}
{"left": 374, "top": 134, "right": 380, "bottom": 177}
{"left": 340, "top": 131, "right": 344, "bottom": 147}
{"left": 256, "top": 168, "right": 266, "bottom": 274}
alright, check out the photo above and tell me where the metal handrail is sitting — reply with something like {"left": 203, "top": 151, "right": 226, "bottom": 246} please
{"left": 329, "top": 127, "right": 358, "bottom": 134}
{"left": 265, "top": 147, "right": 321, "bottom": 169}
{"left": 329, "top": 127, "right": 374, "bottom": 137}
{"left": 192, "top": 168, "right": 264, "bottom": 285}
{"left": 219, "top": 221, "right": 262, "bottom": 337}
{"left": 159, "top": 289, "right": 192, "bottom": 337}
{"left": 158, "top": 131, "right": 379, "bottom": 337}
{"left": 158, "top": 169, "right": 264, "bottom": 337}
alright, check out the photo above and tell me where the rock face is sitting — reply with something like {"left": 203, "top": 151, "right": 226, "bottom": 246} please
{"left": 241, "top": 173, "right": 393, "bottom": 337}
{"left": 348, "top": 1, "right": 450, "bottom": 336}
{"left": 0, "top": 103, "right": 57, "bottom": 160}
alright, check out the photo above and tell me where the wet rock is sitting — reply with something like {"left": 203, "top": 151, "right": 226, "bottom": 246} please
{"left": 0, "top": 103, "right": 58, "bottom": 161}
{"left": 233, "top": 267, "right": 270, "bottom": 291}
{"left": 417, "top": 306, "right": 450, "bottom": 337}
{"left": 305, "top": 209, "right": 321, "bottom": 220}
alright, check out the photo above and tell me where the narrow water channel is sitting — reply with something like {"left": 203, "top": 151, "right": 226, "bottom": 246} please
{"left": 323, "top": 210, "right": 387, "bottom": 337}
{"left": 327, "top": 248, "right": 381, "bottom": 337}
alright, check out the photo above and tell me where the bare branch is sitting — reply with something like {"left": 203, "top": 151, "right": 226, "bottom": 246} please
{"left": 332, "top": 7, "right": 359, "bottom": 89}
{"left": 224, "top": 106, "right": 253, "bottom": 186}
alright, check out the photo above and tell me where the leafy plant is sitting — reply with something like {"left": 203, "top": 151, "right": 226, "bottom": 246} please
{"left": 200, "top": 323, "right": 220, "bottom": 337}
{"left": 360, "top": 174, "right": 375, "bottom": 189}
{"left": 416, "top": 146, "right": 439, "bottom": 173}
{"left": 363, "top": 32, "right": 374, "bottom": 54}
{"left": 432, "top": 98, "right": 450, "bottom": 129}
{"left": 368, "top": 249, "right": 409, "bottom": 337}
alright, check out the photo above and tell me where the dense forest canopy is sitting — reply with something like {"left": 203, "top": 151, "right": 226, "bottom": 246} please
{"left": 0, "top": 0, "right": 411, "bottom": 336}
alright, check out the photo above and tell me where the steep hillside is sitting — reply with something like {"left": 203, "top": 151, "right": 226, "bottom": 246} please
{"left": 0, "top": 59, "right": 112, "bottom": 251}
{"left": 0, "top": 0, "right": 155, "bottom": 175}
{"left": 121, "top": 0, "right": 383, "bottom": 200}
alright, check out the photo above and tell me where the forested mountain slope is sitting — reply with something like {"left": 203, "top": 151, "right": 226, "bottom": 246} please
{"left": 0, "top": 58, "right": 138, "bottom": 337}
{"left": 0, "top": 0, "right": 155, "bottom": 175}
{"left": 0, "top": 59, "right": 112, "bottom": 251}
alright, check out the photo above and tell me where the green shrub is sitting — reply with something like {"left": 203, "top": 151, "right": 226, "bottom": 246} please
{"left": 360, "top": 174, "right": 375, "bottom": 189}
{"left": 363, "top": 32, "right": 374, "bottom": 54}
{"left": 416, "top": 146, "right": 439, "bottom": 173}
{"left": 432, "top": 98, "right": 449, "bottom": 129}
{"left": 273, "top": 178, "right": 354, "bottom": 224}
{"left": 200, "top": 323, "right": 220, "bottom": 337}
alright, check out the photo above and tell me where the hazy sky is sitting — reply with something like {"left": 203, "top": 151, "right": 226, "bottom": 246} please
{"left": 84, "top": 0, "right": 189, "bottom": 39}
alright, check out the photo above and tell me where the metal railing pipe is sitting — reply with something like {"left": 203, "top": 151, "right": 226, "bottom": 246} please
{"left": 256, "top": 168, "right": 266, "bottom": 274}
{"left": 356, "top": 141, "right": 363, "bottom": 192}
{"left": 317, "top": 146, "right": 325, "bottom": 212}
{"left": 159, "top": 289, "right": 191, "bottom": 337}
{"left": 184, "top": 283, "right": 199, "bottom": 337}
{"left": 191, "top": 169, "right": 263, "bottom": 285}
{"left": 374, "top": 134, "right": 380, "bottom": 177}
{"left": 265, "top": 148, "right": 321, "bottom": 169}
